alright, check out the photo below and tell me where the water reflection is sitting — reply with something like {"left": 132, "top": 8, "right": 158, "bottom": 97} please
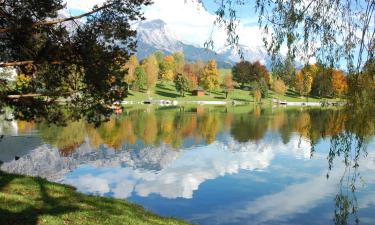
{"left": 0, "top": 105, "right": 374, "bottom": 225}
{"left": 15, "top": 106, "right": 371, "bottom": 152}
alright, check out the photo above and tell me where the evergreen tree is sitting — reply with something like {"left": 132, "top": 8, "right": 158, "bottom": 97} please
{"left": 272, "top": 55, "right": 296, "bottom": 87}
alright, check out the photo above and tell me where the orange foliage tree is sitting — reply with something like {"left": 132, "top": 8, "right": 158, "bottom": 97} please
{"left": 253, "top": 61, "right": 271, "bottom": 87}
{"left": 184, "top": 64, "right": 199, "bottom": 91}
{"left": 331, "top": 70, "right": 348, "bottom": 97}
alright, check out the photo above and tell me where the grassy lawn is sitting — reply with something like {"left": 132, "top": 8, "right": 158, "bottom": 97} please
{"left": 269, "top": 89, "right": 342, "bottom": 103}
{"left": 126, "top": 82, "right": 255, "bottom": 103}
{"left": 125, "top": 81, "right": 341, "bottom": 104}
{"left": 0, "top": 171, "right": 188, "bottom": 225}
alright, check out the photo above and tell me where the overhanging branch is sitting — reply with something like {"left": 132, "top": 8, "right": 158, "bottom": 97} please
{"left": 0, "top": 3, "right": 114, "bottom": 33}
{"left": 0, "top": 60, "right": 63, "bottom": 67}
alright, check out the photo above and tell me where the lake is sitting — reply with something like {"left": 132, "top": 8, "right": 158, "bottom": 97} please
{"left": 1, "top": 105, "right": 374, "bottom": 225}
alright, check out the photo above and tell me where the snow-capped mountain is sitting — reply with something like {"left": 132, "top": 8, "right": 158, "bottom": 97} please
{"left": 137, "top": 19, "right": 182, "bottom": 53}
{"left": 136, "top": 19, "right": 272, "bottom": 68}
{"left": 136, "top": 20, "right": 231, "bottom": 68}
{"left": 218, "top": 45, "right": 272, "bottom": 68}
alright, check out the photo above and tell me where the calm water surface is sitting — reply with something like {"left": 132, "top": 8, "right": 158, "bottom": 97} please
{"left": 1, "top": 106, "right": 374, "bottom": 225}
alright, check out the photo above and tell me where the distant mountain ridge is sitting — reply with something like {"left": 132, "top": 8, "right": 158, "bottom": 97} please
{"left": 136, "top": 19, "right": 272, "bottom": 69}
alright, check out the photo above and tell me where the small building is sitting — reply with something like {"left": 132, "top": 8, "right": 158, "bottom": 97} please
{"left": 192, "top": 87, "right": 205, "bottom": 96}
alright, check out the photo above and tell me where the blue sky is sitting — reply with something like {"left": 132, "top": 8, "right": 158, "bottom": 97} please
{"left": 201, "top": 0, "right": 259, "bottom": 25}
{"left": 63, "top": 0, "right": 371, "bottom": 68}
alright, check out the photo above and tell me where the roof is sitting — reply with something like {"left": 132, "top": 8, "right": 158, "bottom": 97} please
{"left": 193, "top": 87, "right": 204, "bottom": 91}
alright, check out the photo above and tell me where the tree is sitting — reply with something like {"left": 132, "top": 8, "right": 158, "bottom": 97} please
{"left": 199, "top": 0, "right": 374, "bottom": 109}
{"left": 232, "top": 60, "right": 270, "bottom": 89}
{"left": 172, "top": 52, "right": 185, "bottom": 74}
{"left": 141, "top": 54, "right": 158, "bottom": 93}
{"left": 133, "top": 66, "right": 146, "bottom": 91}
{"left": 347, "top": 58, "right": 375, "bottom": 106}
{"left": 184, "top": 64, "right": 199, "bottom": 91}
{"left": 311, "top": 65, "right": 333, "bottom": 97}
{"left": 295, "top": 68, "right": 314, "bottom": 98}
{"left": 201, "top": 1, "right": 373, "bottom": 74}
{"left": 272, "top": 56, "right": 296, "bottom": 87}
{"left": 0, "top": 0, "right": 152, "bottom": 124}
{"left": 154, "top": 51, "right": 164, "bottom": 65}
{"left": 174, "top": 73, "right": 189, "bottom": 97}
{"left": 273, "top": 78, "right": 287, "bottom": 95}
{"left": 194, "top": 60, "right": 205, "bottom": 75}
{"left": 159, "top": 56, "right": 175, "bottom": 82}
{"left": 252, "top": 61, "right": 271, "bottom": 87}
{"left": 222, "top": 74, "right": 234, "bottom": 98}
{"left": 123, "top": 55, "right": 139, "bottom": 89}
{"left": 331, "top": 70, "right": 348, "bottom": 97}
{"left": 15, "top": 73, "right": 32, "bottom": 93}
{"left": 252, "top": 78, "right": 269, "bottom": 99}
{"left": 232, "top": 61, "right": 253, "bottom": 88}
{"left": 200, "top": 60, "right": 220, "bottom": 94}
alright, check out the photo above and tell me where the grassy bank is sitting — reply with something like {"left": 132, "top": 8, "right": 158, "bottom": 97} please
{"left": 0, "top": 171, "right": 188, "bottom": 225}
{"left": 125, "top": 82, "right": 341, "bottom": 103}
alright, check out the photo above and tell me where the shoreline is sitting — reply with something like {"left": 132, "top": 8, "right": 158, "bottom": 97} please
{"left": 121, "top": 99, "right": 345, "bottom": 107}
{"left": 0, "top": 170, "right": 189, "bottom": 225}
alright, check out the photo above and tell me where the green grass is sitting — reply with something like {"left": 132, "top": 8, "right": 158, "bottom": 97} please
{"left": 125, "top": 81, "right": 341, "bottom": 104}
{"left": 126, "top": 82, "right": 254, "bottom": 103}
{"left": 0, "top": 171, "right": 189, "bottom": 225}
{"left": 269, "top": 89, "right": 342, "bottom": 103}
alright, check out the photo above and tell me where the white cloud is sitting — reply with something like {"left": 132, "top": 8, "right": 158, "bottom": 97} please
{"left": 74, "top": 174, "right": 110, "bottom": 194}
{"left": 143, "top": 0, "right": 264, "bottom": 49}
{"left": 64, "top": 0, "right": 105, "bottom": 12}
{"left": 190, "top": 151, "right": 375, "bottom": 225}
{"left": 62, "top": 0, "right": 265, "bottom": 50}
{"left": 60, "top": 134, "right": 312, "bottom": 199}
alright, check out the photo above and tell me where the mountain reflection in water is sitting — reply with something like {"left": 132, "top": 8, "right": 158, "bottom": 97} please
{"left": 0, "top": 105, "right": 374, "bottom": 225}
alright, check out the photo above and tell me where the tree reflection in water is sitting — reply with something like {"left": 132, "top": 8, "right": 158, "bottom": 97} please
{"left": 327, "top": 106, "right": 374, "bottom": 225}
{"left": 1, "top": 104, "right": 374, "bottom": 224}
